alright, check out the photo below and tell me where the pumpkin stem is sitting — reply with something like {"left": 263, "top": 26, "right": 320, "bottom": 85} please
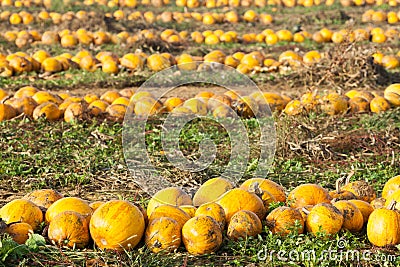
{"left": 335, "top": 178, "right": 344, "bottom": 193}
{"left": 388, "top": 200, "right": 397, "bottom": 210}
{"left": 344, "top": 171, "right": 355, "bottom": 185}
{"left": 248, "top": 182, "right": 263, "bottom": 197}
{"left": 302, "top": 207, "right": 310, "bottom": 215}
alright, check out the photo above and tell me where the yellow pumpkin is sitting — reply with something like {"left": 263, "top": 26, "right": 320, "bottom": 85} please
{"left": 384, "top": 84, "right": 400, "bottom": 106}
{"left": 32, "top": 102, "right": 61, "bottom": 121}
{"left": 23, "top": 189, "right": 63, "bottom": 209}
{"left": 266, "top": 206, "right": 304, "bottom": 235}
{"left": 306, "top": 203, "right": 344, "bottom": 236}
{"left": 340, "top": 179, "right": 376, "bottom": 203}
{"left": 90, "top": 200, "right": 145, "bottom": 251}
{"left": 0, "top": 104, "right": 17, "bottom": 121}
{"left": 382, "top": 175, "right": 400, "bottom": 199}
{"left": 45, "top": 197, "right": 92, "bottom": 223}
{"left": 149, "top": 205, "right": 191, "bottom": 229}
{"left": 195, "top": 203, "right": 226, "bottom": 231}
{"left": 333, "top": 200, "right": 364, "bottom": 232}
{"left": 145, "top": 217, "right": 181, "bottom": 253}
{"left": 348, "top": 199, "right": 374, "bottom": 224}
{"left": 182, "top": 215, "right": 222, "bottom": 255}
{"left": 240, "top": 178, "right": 286, "bottom": 203}
{"left": 227, "top": 210, "right": 262, "bottom": 240}
{"left": 193, "top": 177, "right": 234, "bottom": 207}
{"left": 146, "top": 187, "right": 192, "bottom": 217}
{"left": 287, "top": 184, "right": 331, "bottom": 208}
{"left": 0, "top": 199, "right": 43, "bottom": 231}
{"left": 5, "top": 222, "right": 33, "bottom": 244}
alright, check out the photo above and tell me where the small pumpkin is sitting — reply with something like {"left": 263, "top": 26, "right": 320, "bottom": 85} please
{"left": 216, "top": 188, "right": 266, "bottom": 222}
{"left": 146, "top": 187, "right": 192, "bottom": 217}
{"left": 0, "top": 104, "right": 17, "bottom": 121}
{"left": 370, "top": 197, "right": 386, "bottom": 209}
{"left": 287, "top": 183, "right": 331, "bottom": 208}
{"left": 306, "top": 203, "right": 344, "bottom": 236}
{"left": 195, "top": 203, "right": 226, "bottom": 231}
{"left": 90, "top": 200, "right": 145, "bottom": 251}
{"left": 265, "top": 206, "right": 304, "bottom": 236}
{"left": 193, "top": 177, "right": 234, "bottom": 207}
{"left": 182, "top": 215, "right": 222, "bottom": 255}
{"left": 45, "top": 197, "right": 92, "bottom": 223}
{"left": 23, "top": 189, "right": 63, "bottom": 209}
{"left": 149, "top": 205, "right": 190, "bottom": 229}
{"left": 240, "top": 178, "right": 286, "bottom": 203}
{"left": 48, "top": 211, "right": 90, "bottom": 249}
{"left": 329, "top": 178, "right": 356, "bottom": 201}
{"left": 367, "top": 201, "right": 400, "bottom": 247}
{"left": 4, "top": 97, "right": 37, "bottom": 117}
{"left": 227, "top": 210, "right": 262, "bottom": 241}
{"left": 340, "top": 177, "right": 376, "bottom": 203}
{"left": 382, "top": 175, "right": 400, "bottom": 199}
{"left": 5, "top": 222, "right": 33, "bottom": 244}
{"left": 348, "top": 199, "right": 374, "bottom": 224}
{"left": 333, "top": 200, "right": 364, "bottom": 232}
{"left": 32, "top": 102, "right": 61, "bottom": 121}
{"left": 0, "top": 199, "right": 43, "bottom": 231}
{"left": 145, "top": 217, "right": 181, "bottom": 253}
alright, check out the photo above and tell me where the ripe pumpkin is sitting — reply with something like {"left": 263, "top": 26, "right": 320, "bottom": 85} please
{"left": 266, "top": 206, "right": 304, "bottom": 235}
{"left": 134, "top": 97, "right": 162, "bottom": 117}
{"left": 0, "top": 199, "right": 43, "bottom": 231}
{"left": 306, "top": 203, "right": 344, "bottom": 236}
{"left": 384, "top": 190, "right": 400, "bottom": 210}
{"left": 216, "top": 188, "right": 266, "bottom": 222}
{"left": 147, "top": 187, "right": 192, "bottom": 217}
{"left": 14, "top": 86, "right": 37, "bottom": 98}
{"left": 367, "top": 201, "right": 400, "bottom": 247}
{"left": 32, "top": 91, "right": 62, "bottom": 105}
{"left": 284, "top": 100, "right": 303, "bottom": 116}
{"left": 340, "top": 179, "right": 376, "bottom": 203}
{"left": 333, "top": 200, "right": 364, "bottom": 232}
{"left": 382, "top": 175, "right": 400, "bottom": 199}
{"left": 182, "top": 215, "right": 222, "bottom": 255}
{"left": 5, "top": 222, "right": 33, "bottom": 244}
{"left": 106, "top": 104, "right": 126, "bottom": 122}
{"left": 48, "top": 211, "right": 90, "bottom": 249}
{"left": 89, "top": 201, "right": 105, "bottom": 211}
{"left": 320, "top": 93, "right": 348, "bottom": 115}
{"left": 45, "top": 197, "right": 92, "bottom": 223}
{"left": 193, "top": 177, "right": 234, "bottom": 206}
{"left": 145, "top": 217, "right": 181, "bottom": 253}
{"left": 287, "top": 184, "right": 331, "bottom": 208}
{"left": 183, "top": 98, "right": 207, "bottom": 115}
{"left": 370, "top": 96, "right": 391, "bottom": 113}
{"left": 234, "top": 96, "right": 259, "bottom": 118}
{"left": 23, "top": 189, "right": 63, "bottom": 209}
{"left": 149, "top": 205, "right": 190, "bottom": 229}
{"left": 0, "top": 104, "right": 17, "bottom": 121}
{"left": 349, "top": 97, "right": 370, "bottom": 113}
{"left": 300, "top": 92, "right": 320, "bottom": 112}
{"left": 195, "top": 203, "right": 226, "bottom": 231}
{"left": 329, "top": 178, "right": 356, "bottom": 201}
{"left": 227, "top": 210, "right": 262, "bottom": 241}
{"left": 100, "top": 91, "right": 121, "bottom": 104}
{"left": 384, "top": 83, "right": 400, "bottom": 106}
{"left": 348, "top": 199, "right": 374, "bottom": 224}
{"left": 90, "top": 200, "right": 145, "bottom": 251}
{"left": 240, "top": 178, "right": 286, "bottom": 203}
{"left": 4, "top": 97, "right": 37, "bottom": 117}
{"left": 147, "top": 54, "right": 171, "bottom": 72}
{"left": 32, "top": 102, "right": 61, "bottom": 121}
{"left": 371, "top": 198, "right": 386, "bottom": 209}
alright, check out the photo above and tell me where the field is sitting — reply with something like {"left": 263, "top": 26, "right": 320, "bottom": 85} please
{"left": 0, "top": 0, "right": 400, "bottom": 266}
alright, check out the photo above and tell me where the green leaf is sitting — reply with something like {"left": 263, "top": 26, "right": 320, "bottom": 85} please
{"left": 25, "top": 234, "right": 46, "bottom": 252}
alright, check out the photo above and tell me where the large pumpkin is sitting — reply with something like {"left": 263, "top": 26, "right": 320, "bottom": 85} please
{"left": 367, "top": 202, "right": 400, "bottom": 247}
{"left": 266, "top": 206, "right": 304, "bottom": 236}
{"left": 149, "top": 205, "right": 190, "bottom": 229}
{"left": 287, "top": 184, "right": 331, "bottom": 208}
{"left": 45, "top": 197, "right": 92, "bottom": 223}
{"left": 306, "top": 203, "right": 344, "bottom": 236}
{"left": 90, "top": 200, "right": 145, "bottom": 251}
{"left": 227, "top": 210, "right": 262, "bottom": 241}
{"left": 0, "top": 199, "right": 43, "bottom": 231}
{"left": 382, "top": 175, "right": 400, "bottom": 199}
{"left": 182, "top": 215, "right": 222, "bottom": 255}
{"left": 193, "top": 177, "right": 235, "bottom": 207}
{"left": 23, "top": 189, "right": 63, "bottom": 209}
{"left": 145, "top": 217, "right": 181, "bottom": 253}
{"left": 216, "top": 188, "right": 266, "bottom": 222}
{"left": 48, "top": 211, "right": 90, "bottom": 249}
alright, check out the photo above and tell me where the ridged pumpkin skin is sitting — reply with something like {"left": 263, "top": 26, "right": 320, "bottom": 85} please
{"left": 45, "top": 197, "right": 92, "bottom": 223}
{"left": 306, "top": 203, "right": 344, "bottom": 236}
{"left": 179, "top": 205, "right": 197, "bottom": 217}
{"left": 48, "top": 211, "right": 90, "bottom": 249}
{"left": 193, "top": 177, "right": 235, "bottom": 207}
{"left": 182, "top": 215, "right": 222, "bottom": 255}
{"left": 227, "top": 210, "right": 262, "bottom": 241}
{"left": 384, "top": 190, "right": 400, "bottom": 210}
{"left": 145, "top": 217, "right": 181, "bottom": 253}
{"left": 216, "top": 188, "right": 266, "bottom": 222}
{"left": 195, "top": 203, "right": 226, "bottom": 231}
{"left": 0, "top": 199, "right": 43, "bottom": 231}
{"left": 348, "top": 199, "right": 374, "bottom": 224}
{"left": 340, "top": 180, "right": 376, "bottom": 203}
{"left": 23, "top": 189, "right": 63, "bottom": 209}
{"left": 333, "top": 200, "right": 364, "bottom": 232}
{"left": 382, "top": 175, "right": 400, "bottom": 199}
{"left": 266, "top": 206, "right": 304, "bottom": 236}
{"left": 5, "top": 222, "right": 33, "bottom": 244}
{"left": 367, "top": 207, "right": 400, "bottom": 247}
{"left": 149, "top": 205, "right": 190, "bottom": 229}
{"left": 146, "top": 187, "right": 192, "bottom": 217}
{"left": 287, "top": 184, "right": 331, "bottom": 208}
{"left": 240, "top": 178, "right": 286, "bottom": 203}
{"left": 90, "top": 200, "right": 145, "bottom": 251}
